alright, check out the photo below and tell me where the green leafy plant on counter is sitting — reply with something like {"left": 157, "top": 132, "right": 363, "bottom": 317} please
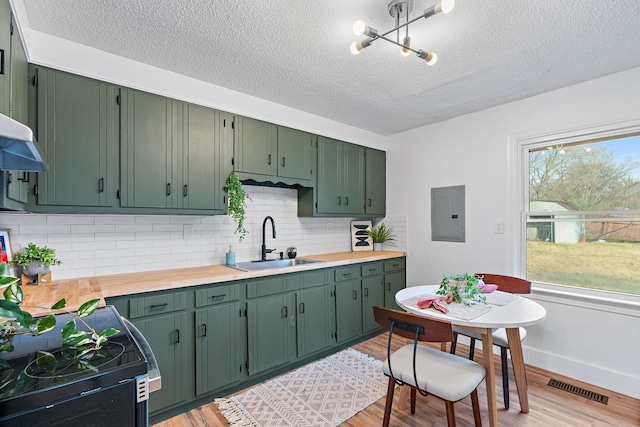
{"left": 225, "top": 171, "right": 252, "bottom": 242}
{"left": 436, "top": 273, "right": 486, "bottom": 305}
{"left": 0, "top": 262, "right": 118, "bottom": 355}
{"left": 367, "top": 222, "right": 396, "bottom": 244}
{"left": 13, "top": 243, "right": 62, "bottom": 268}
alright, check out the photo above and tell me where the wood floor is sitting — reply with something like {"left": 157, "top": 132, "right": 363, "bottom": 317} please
{"left": 156, "top": 334, "right": 640, "bottom": 426}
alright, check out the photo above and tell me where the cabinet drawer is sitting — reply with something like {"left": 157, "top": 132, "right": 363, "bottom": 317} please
{"left": 246, "top": 275, "right": 301, "bottom": 298}
{"left": 195, "top": 283, "right": 239, "bottom": 308}
{"left": 384, "top": 257, "right": 406, "bottom": 272}
{"left": 128, "top": 291, "right": 186, "bottom": 319}
{"left": 302, "top": 269, "right": 331, "bottom": 288}
{"left": 334, "top": 265, "right": 359, "bottom": 282}
{"left": 361, "top": 262, "right": 383, "bottom": 277}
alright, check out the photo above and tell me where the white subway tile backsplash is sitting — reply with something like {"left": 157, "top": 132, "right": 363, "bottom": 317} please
{"left": 0, "top": 186, "right": 407, "bottom": 279}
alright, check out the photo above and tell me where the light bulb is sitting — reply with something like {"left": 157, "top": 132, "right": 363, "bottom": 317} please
{"left": 353, "top": 20, "right": 366, "bottom": 36}
{"left": 401, "top": 36, "right": 411, "bottom": 57}
{"left": 435, "top": 0, "right": 455, "bottom": 14}
{"left": 425, "top": 52, "right": 437, "bottom": 65}
{"left": 350, "top": 41, "right": 361, "bottom": 55}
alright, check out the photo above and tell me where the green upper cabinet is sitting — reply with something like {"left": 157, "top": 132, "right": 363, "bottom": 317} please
{"left": 235, "top": 116, "right": 277, "bottom": 177}
{"left": 120, "top": 88, "right": 175, "bottom": 209}
{"left": 276, "top": 126, "right": 314, "bottom": 182}
{"left": 365, "top": 148, "right": 386, "bottom": 216}
{"left": 316, "top": 136, "right": 365, "bottom": 215}
{"left": 0, "top": 2, "right": 30, "bottom": 209}
{"left": 33, "top": 67, "right": 119, "bottom": 208}
{"left": 181, "top": 103, "right": 216, "bottom": 210}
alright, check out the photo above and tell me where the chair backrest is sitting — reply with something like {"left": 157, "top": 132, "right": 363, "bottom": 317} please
{"left": 373, "top": 306, "right": 453, "bottom": 343}
{"left": 475, "top": 273, "right": 531, "bottom": 294}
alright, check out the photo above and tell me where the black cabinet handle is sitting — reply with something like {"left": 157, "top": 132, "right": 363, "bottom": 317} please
{"left": 343, "top": 272, "right": 352, "bottom": 277}
{"left": 166, "top": 183, "right": 171, "bottom": 196}
{"left": 282, "top": 157, "right": 285, "bottom": 167}
{"left": 150, "top": 303, "right": 168, "bottom": 309}
{"left": 282, "top": 306, "right": 288, "bottom": 318}
{"left": 6, "top": 173, "right": 11, "bottom": 185}
{"left": 0, "top": 49, "right": 4, "bottom": 75}
{"left": 353, "top": 290, "right": 358, "bottom": 299}
{"left": 345, "top": 196, "right": 349, "bottom": 206}
{"left": 201, "top": 323, "right": 207, "bottom": 337}
{"left": 98, "top": 178, "right": 104, "bottom": 193}
{"left": 183, "top": 184, "right": 188, "bottom": 197}
{"left": 268, "top": 154, "right": 272, "bottom": 165}
{"left": 338, "top": 196, "right": 342, "bottom": 205}
{"left": 175, "top": 329, "right": 180, "bottom": 344}
{"left": 392, "top": 263, "right": 400, "bottom": 267}
{"left": 386, "top": 282, "right": 391, "bottom": 291}
{"left": 299, "top": 302, "right": 305, "bottom": 314}
{"left": 368, "top": 268, "right": 376, "bottom": 272}
{"left": 368, "top": 198, "right": 372, "bottom": 207}
{"left": 210, "top": 294, "right": 226, "bottom": 299}
{"left": 364, "top": 288, "right": 369, "bottom": 297}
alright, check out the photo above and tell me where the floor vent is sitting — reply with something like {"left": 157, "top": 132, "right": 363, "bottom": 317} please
{"left": 548, "top": 379, "right": 609, "bottom": 404}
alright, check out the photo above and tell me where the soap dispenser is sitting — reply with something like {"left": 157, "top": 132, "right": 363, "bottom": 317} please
{"left": 226, "top": 245, "right": 236, "bottom": 266}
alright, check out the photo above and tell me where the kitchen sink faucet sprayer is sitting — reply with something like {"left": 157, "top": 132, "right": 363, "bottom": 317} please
{"left": 261, "top": 216, "right": 276, "bottom": 261}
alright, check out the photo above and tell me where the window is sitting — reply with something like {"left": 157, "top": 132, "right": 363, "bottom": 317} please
{"left": 524, "top": 133, "right": 640, "bottom": 295}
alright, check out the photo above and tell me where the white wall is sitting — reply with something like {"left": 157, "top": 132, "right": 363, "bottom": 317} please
{"left": 0, "top": 186, "right": 407, "bottom": 280}
{"left": 387, "top": 66, "right": 640, "bottom": 398}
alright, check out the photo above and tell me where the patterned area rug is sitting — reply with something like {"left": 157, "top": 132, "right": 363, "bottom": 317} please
{"left": 215, "top": 348, "right": 387, "bottom": 426}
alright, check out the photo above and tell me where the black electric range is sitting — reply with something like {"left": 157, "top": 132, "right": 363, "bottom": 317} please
{"left": 0, "top": 306, "right": 152, "bottom": 426}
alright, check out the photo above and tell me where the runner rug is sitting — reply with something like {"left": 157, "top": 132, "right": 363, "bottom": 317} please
{"left": 215, "top": 348, "right": 387, "bottom": 426}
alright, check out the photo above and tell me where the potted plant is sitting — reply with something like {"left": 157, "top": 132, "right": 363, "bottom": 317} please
{"left": 13, "top": 243, "right": 62, "bottom": 277}
{"left": 225, "top": 172, "right": 252, "bottom": 242}
{"left": 436, "top": 273, "right": 486, "bottom": 305}
{"left": 367, "top": 222, "right": 396, "bottom": 251}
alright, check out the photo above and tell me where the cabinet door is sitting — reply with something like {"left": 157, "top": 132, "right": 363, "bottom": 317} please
{"left": 317, "top": 136, "right": 341, "bottom": 213}
{"left": 365, "top": 148, "right": 386, "bottom": 216}
{"left": 362, "top": 275, "right": 384, "bottom": 334}
{"left": 247, "top": 292, "right": 296, "bottom": 375}
{"left": 121, "top": 89, "right": 175, "bottom": 208}
{"left": 296, "top": 284, "right": 334, "bottom": 358}
{"left": 182, "top": 103, "right": 217, "bottom": 210}
{"left": 217, "top": 112, "right": 235, "bottom": 211}
{"left": 384, "top": 270, "right": 407, "bottom": 311}
{"left": 342, "top": 142, "right": 365, "bottom": 215}
{"left": 36, "top": 68, "right": 118, "bottom": 207}
{"left": 132, "top": 312, "right": 188, "bottom": 414}
{"left": 195, "top": 301, "right": 242, "bottom": 395}
{"left": 235, "top": 116, "right": 276, "bottom": 176}
{"left": 335, "top": 279, "right": 362, "bottom": 344}
{"left": 0, "top": 0, "right": 10, "bottom": 117}
{"left": 277, "top": 126, "right": 313, "bottom": 181}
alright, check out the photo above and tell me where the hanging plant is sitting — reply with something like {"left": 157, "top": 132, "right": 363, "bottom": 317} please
{"left": 225, "top": 172, "right": 252, "bottom": 241}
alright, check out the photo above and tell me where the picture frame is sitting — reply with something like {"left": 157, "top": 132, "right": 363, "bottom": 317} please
{"left": 351, "top": 220, "right": 373, "bottom": 251}
{"left": 0, "top": 228, "right": 13, "bottom": 265}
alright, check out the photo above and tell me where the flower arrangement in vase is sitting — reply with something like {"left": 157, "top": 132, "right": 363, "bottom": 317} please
{"left": 436, "top": 273, "right": 486, "bottom": 305}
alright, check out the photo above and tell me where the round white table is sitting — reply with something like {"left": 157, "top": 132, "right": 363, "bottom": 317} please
{"left": 396, "top": 285, "right": 546, "bottom": 427}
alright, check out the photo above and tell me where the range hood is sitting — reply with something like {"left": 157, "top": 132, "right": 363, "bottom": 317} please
{"left": 0, "top": 113, "right": 48, "bottom": 172}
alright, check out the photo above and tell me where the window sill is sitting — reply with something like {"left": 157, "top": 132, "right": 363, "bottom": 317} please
{"left": 530, "top": 282, "right": 640, "bottom": 317}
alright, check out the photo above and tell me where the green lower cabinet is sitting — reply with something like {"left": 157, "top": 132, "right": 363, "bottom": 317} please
{"left": 384, "top": 257, "right": 407, "bottom": 311}
{"left": 132, "top": 312, "right": 189, "bottom": 414}
{"left": 247, "top": 292, "right": 297, "bottom": 375}
{"left": 335, "top": 278, "right": 362, "bottom": 344}
{"left": 296, "top": 284, "right": 335, "bottom": 358}
{"left": 361, "top": 275, "right": 384, "bottom": 334}
{"left": 194, "top": 301, "right": 243, "bottom": 395}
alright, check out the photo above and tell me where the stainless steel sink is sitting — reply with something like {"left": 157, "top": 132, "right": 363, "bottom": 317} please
{"left": 229, "top": 258, "right": 324, "bottom": 272}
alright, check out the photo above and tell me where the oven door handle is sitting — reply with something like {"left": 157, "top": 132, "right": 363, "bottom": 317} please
{"left": 121, "top": 316, "right": 162, "bottom": 393}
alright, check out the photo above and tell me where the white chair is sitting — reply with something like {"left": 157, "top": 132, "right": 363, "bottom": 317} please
{"left": 374, "top": 306, "right": 486, "bottom": 427}
{"left": 449, "top": 273, "right": 532, "bottom": 410}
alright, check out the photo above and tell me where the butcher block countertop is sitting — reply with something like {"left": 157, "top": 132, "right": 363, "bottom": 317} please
{"left": 21, "top": 251, "right": 406, "bottom": 317}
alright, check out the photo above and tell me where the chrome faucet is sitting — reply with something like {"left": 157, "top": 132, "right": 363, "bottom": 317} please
{"left": 261, "top": 216, "right": 276, "bottom": 261}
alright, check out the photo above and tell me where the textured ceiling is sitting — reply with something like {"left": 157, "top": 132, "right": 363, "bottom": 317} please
{"left": 19, "top": 0, "right": 640, "bottom": 136}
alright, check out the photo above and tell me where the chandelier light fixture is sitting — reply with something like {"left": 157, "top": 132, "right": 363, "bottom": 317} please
{"left": 350, "top": 0, "right": 456, "bottom": 65}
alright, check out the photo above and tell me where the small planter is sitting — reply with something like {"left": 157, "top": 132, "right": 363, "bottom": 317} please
{"left": 373, "top": 243, "right": 383, "bottom": 251}
{"left": 22, "top": 261, "right": 50, "bottom": 277}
